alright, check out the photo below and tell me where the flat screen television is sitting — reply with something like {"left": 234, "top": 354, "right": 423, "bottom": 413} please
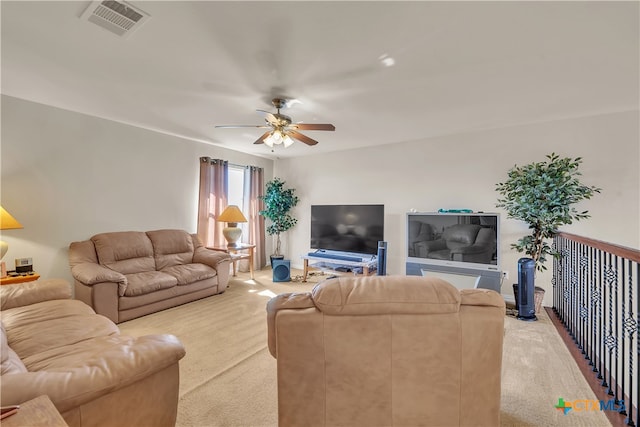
{"left": 406, "top": 212, "right": 500, "bottom": 272}
{"left": 311, "top": 204, "right": 384, "bottom": 255}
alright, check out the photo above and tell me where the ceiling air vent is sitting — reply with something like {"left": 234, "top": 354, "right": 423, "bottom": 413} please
{"left": 80, "top": 1, "right": 150, "bottom": 38}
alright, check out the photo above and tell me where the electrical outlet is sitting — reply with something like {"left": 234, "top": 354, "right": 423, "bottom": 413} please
{"left": 502, "top": 270, "right": 509, "bottom": 280}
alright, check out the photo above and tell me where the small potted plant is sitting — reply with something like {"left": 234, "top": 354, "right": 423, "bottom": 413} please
{"left": 259, "top": 177, "right": 299, "bottom": 266}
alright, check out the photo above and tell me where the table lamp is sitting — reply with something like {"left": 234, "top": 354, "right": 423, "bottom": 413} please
{"left": 217, "top": 205, "right": 247, "bottom": 248}
{"left": 0, "top": 206, "right": 23, "bottom": 278}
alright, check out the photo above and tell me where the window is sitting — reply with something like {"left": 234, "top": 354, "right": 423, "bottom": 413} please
{"left": 228, "top": 165, "right": 247, "bottom": 236}
{"left": 227, "top": 165, "right": 245, "bottom": 210}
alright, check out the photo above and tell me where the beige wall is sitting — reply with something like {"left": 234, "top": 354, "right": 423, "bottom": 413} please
{"left": 275, "top": 110, "right": 639, "bottom": 304}
{"left": 2, "top": 95, "right": 637, "bottom": 305}
{"left": 0, "top": 95, "right": 274, "bottom": 282}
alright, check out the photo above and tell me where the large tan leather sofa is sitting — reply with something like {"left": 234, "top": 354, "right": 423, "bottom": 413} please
{"left": 267, "top": 275, "right": 505, "bottom": 427}
{"left": 69, "top": 229, "right": 231, "bottom": 323}
{"left": 1, "top": 279, "right": 186, "bottom": 427}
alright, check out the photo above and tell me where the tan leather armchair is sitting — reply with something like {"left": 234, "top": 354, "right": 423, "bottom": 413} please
{"left": 267, "top": 275, "right": 505, "bottom": 427}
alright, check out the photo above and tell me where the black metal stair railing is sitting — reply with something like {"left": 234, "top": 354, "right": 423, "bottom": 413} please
{"left": 553, "top": 232, "right": 639, "bottom": 426}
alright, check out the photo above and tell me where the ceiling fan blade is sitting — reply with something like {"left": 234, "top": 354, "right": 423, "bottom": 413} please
{"left": 215, "top": 125, "right": 270, "bottom": 129}
{"left": 291, "top": 123, "right": 335, "bottom": 131}
{"left": 253, "top": 131, "right": 272, "bottom": 145}
{"left": 289, "top": 130, "right": 319, "bottom": 146}
{"left": 256, "top": 110, "right": 278, "bottom": 124}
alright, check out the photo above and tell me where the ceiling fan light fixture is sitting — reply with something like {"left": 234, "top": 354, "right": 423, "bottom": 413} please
{"left": 283, "top": 134, "right": 294, "bottom": 148}
{"left": 263, "top": 134, "right": 275, "bottom": 147}
{"left": 271, "top": 130, "right": 283, "bottom": 144}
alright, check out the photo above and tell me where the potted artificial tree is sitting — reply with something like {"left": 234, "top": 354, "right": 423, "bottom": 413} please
{"left": 259, "top": 177, "right": 300, "bottom": 266}
{"left": 495, "top": 153, "right": 601, "bottom": 311}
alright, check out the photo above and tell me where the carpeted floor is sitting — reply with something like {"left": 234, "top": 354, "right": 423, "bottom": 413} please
{"left": 119, "top": 269, "right": 611, "bottom": 427}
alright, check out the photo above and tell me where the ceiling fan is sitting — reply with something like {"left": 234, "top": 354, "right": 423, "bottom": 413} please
{"left": 215, "top": 98, "right": 335, "bottom": 148}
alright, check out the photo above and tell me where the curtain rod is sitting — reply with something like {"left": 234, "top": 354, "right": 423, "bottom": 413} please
{"left": 200, "top": 156, "right": 262, "bottom": 170}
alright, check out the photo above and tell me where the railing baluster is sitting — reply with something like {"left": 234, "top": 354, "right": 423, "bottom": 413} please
{"left": 580, "top": 243, "right": 588, "bottom": 358}
{"left": 589, "top": 245, "right": 597, "bottom": 370}
{"left": 599, "top": 249, "right": 605, "bottom": 381}
{"left": 620, "top": 259, "right": 628, "bottom": 415}
{"left": 628, "top": 261, "right": 639, "bottom": 427}
{"left": 602, "top": 251, "right": 610, "bottom": 388}
{"left": 593, "top": 245, "right": 601, "bottom": 375}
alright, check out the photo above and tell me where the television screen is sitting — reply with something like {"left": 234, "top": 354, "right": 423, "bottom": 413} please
{"left": 406, "top": 212, "right": 500, "bottom": 271}
{"left": 311, "top": 204, "right": 384, "bottom": 255}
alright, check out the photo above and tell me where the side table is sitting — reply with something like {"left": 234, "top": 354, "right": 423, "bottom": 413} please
{"left": 1, "top": 395, "right": 68, "bottom": 427}
{"left": 1, "top": 271, "right": 40, "bottom": 286}
{"left": 208, "top": 244, "right": 255, "bottom": 280}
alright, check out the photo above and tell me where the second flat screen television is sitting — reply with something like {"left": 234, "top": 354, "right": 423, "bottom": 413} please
{"left": 311, "top": 204, "right": 384, "bottom": 255}
{"left": 406, "top": 212, "right": 500, "bottom": 271}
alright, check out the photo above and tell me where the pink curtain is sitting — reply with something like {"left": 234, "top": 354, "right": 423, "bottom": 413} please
{"left": 242, "top": 166, "right": 266, "bottom": 270}
{"left": 197, "top": 157, "right": 228, "bottom": 248}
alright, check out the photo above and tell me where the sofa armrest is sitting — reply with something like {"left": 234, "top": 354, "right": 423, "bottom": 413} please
{"left": 193, "top": 248, "right": 231, "bottom": 291}
{"left": 71, "top": 263, "right": 126, "bottom": 286}
{"left": 0, "top": 279, "right": 71, "bottom": 310}
{"left": 0, "top": 334, "right": 186, "bottom": 413}
{"left": 266, "top": 292, "right": 316, "bottom": 358}
{"left": 193, "top": 247, "right": 231, "bottom": 269}
{"left": 460, "top": 288, "right": 506, "bottom": 308}
{"left": 71, "top": 262, "right": 127, "bottom": 297}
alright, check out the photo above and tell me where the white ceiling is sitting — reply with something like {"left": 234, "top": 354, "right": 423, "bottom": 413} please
{"left": 1, "top": 1, "right": 638, "bottom": 159}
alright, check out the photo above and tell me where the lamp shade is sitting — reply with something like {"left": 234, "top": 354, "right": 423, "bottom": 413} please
{"left": 0, "top": 206, "right": 23, "bottom": 230}
{"left": 217, "top": 205, "right": 247, "bottom": 224}
{"left": 0, "top": 206, "right": 22, "bottom": 261}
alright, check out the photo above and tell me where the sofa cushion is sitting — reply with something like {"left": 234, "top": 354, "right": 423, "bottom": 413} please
{"left": 1, "top": 321, "right": 27, "bottom": 375}
{"left": 147, "top": 229, "right": 195, "bottom": 270}
{"left": 1, "top": 279, "right": 72, "bottom": 311}
{"left": 123, "top": 271, "right": 178, "bottom": 297}
{"left": 91, "top": 231, "right": 156, "bottom": 274}
{"left": 1, "top": 300, "right": 119, "bottom": 362}
{"left": 311, "top": 276, "right": 461, "bottom": 316}
{"left": 161, "top": 263, "right": 217, "bottom": 285}
{"left": 443, "top": 224, "right": 481, "bottom": 247}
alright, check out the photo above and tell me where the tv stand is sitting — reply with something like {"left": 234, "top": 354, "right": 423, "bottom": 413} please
{"left": 302, "top": 252, "right": 377, "bottom": 282}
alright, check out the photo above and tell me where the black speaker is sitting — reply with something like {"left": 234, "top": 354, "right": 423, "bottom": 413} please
{"left": 517, "top": 257, "right": 537, "bottom": 321}
{"left": 377, "top": 241, "right": 387, "bottom": 276}
{"left": 272, "top": 259, "right": 291, "bottom": 282}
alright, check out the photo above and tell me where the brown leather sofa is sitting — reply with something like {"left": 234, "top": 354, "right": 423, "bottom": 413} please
{"left": 267, "top": 275, "right": 505, "bottom": 427}
{"left": 0, "top": 279, "right": 186, "bottom": 427}
{"left": 69, "top": 229, "right": 231, "bottom": 323}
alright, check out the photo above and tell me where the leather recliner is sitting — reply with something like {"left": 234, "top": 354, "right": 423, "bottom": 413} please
{"left": 267, "top": 275, "right": 505, "bottom": 427}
